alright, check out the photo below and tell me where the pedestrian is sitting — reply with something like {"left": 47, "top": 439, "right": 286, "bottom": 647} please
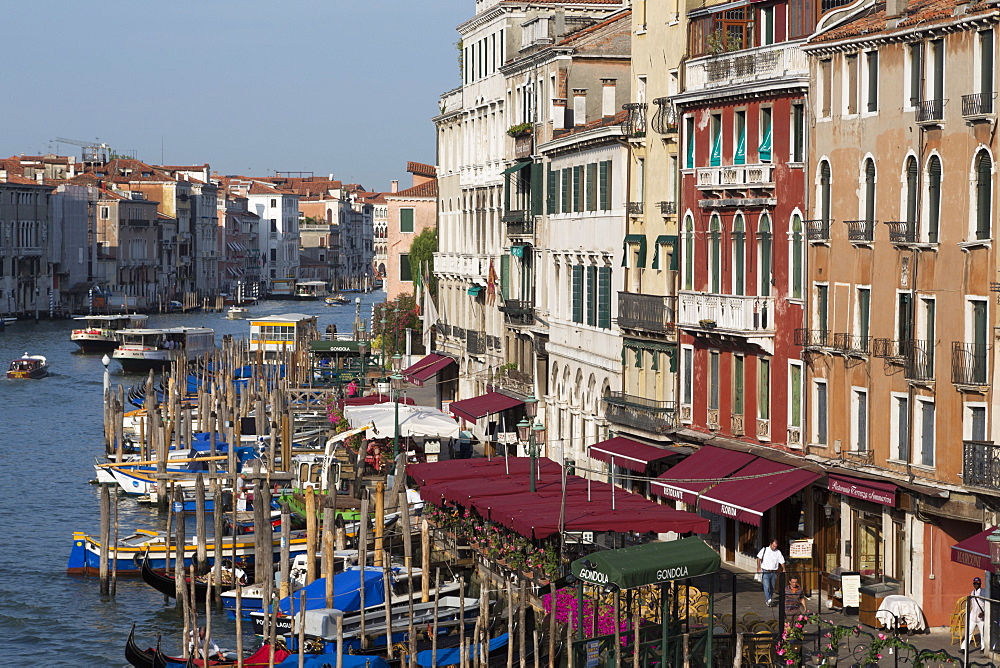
{"left": 961, "top": 576, "right": 987, "bottom": 651}
{"left": 783, "top": 575, "right": 807, "bottom": 615}
{"left": 756, "top": 539, "right": 785, "bottom": 606}
{"left": 346, "top": 379, "right": 358, "bottom": 398}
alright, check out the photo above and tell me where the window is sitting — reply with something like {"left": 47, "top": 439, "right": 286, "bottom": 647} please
{"left": 573, "top": 166, "right": 583, "bottom": 212}
{"left": 820, "top": 59, "right": 833, "bottom": 117}
{"left": 970, "top": 298, "right": 989, "bottom": 384}
{"left": 709, "top": 351, "right": 720, "bottom": 410}
{"left": 561, "top": 168, "right": 570, "bottom": 212}
{"left": 919, "top": 296, "right": 936, "bottom": 369}
{"left": 683, "top": 216, "right": 695, "bottom": 291}
{"left": 790, "top": 215, "right": 803, "bottom": 299}
{"left": 685, "top": 116, "right": 696, "bottom": 168}
{"left": 904, "top": 156, "right": 918, "bottom": 225}
{"left": 789, "top": 362, "right": 802, "bottom": 430}
{"left": 100, "top": 206, "right": 109, "bottom": 219}
{"left": 709, "top": 215, "right": 722, "bottom": 293}
{"left": 733, "top": 215, "right": 746, "bottom": 295}
{"left": 598, "top": 161, "right": 613, "bottom": 210}
{"left": 851, "top": 388, "right": 868, "bottom": 451}
{"left": 917, "top": 398, "right": 935, "bottom": 467}
{"left": 931, "top": 39, "right": 945, "bottom": 105}
{"left": 980, "top": 30, "right": 994, "bottom": 101}
{"left": 857, "top": 287, "right": 871, "bottom": 348}
{"left": 758, "top": 214, "right": 772, "bottom": 296}
{"left": 758, "top": 107, "right": 772, "bottom": 163}
{"left": 865, "top": 51, "right": 879, "bottom": 112}
{"left": 586, "top": 163, "right": 598, "bottom": 211}
{"left": 814, "top": 380, "right": 828, "bottom": 445}
{"left": 845, "top": 54, "right": 859, "bottom": 115}
{"left": 733, "top": 354, "right": 745, "bottom": 416}
{"left": 710, "top": 114, "right": 722, "bottom": 167}
{"left": 908, "top": 43, "right": 923, "bottom": 108}
{"left": 819, "top": 161, "right": 832, "bottom": 224}
{"left": 400, "top": 254, "right": 412, "bottom": 282}
{"left": 897, "top": 292, "right": 913, "bottom": 343}
{"left": 400, "top": 208, "right": 414, "bottom": 233}
{"left": 975, "top": 150, "right": 992, "bottom": 240}
{"left": 760, "top": 6, "right": 775, "bottom": 46}
{"left": 815, "top": 283, "right": 829, "bottom": 337}
{"left": 863, "top": 158, "right": 876, "bottom": 221}
{"left": 270, "top": 198, "right": 277, "bottom": 207}
{"left": 734, "top": 111, "right": 747, "bottom": 165}
{"left": 791, "top": 103, "right": 805, "bottom": 162}
{"left": 637, "top": 158, "right": 645, "bottom": 205}
{"left": 757, "top": 358, "right": 770, "bottom": 420}
{"left": 547, "top": 165, "right": 557, "bottom": 214}
{"left": 586, "top": 265, "right": 598, "bottom": 326}
{"left": 571, "top": 265, "right": 584, "bottom": 323}
{"left": 597, "top": 266, "right": 611, "bottom": 329}
{"left": 893, "top": 394, "right": 910, "bottom": 461}
{"left": 682, "top": 346, "right": 694, "bottom": 408}
{"left": 926, "top": 155, "right": 941, "bottom": 242}
{"left": 966, "top": 404, "right": 988, "bottom": 441}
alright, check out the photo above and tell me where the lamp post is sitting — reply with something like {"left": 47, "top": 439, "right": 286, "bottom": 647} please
{"left": 391, "top": 353, "right": 404, "bottom": 459}
{"left": 358, "top": 337, "right": 368, "bottom": 395}
{"left": 518, "top": 395, "right": 542, "bottom": 492}
{"left": 102, "top": 354, "right": 111, "bottom": 397}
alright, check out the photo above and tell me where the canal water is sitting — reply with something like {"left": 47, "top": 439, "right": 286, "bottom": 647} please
{"left": 0, "top": 294, "right": 385, "bottom": 665}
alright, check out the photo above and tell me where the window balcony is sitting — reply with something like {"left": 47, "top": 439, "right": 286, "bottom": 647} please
{"left": 962, "top": 92, "right": 995, "bottom": 119}
{"left": 678, "top": 292, "right": 774, "bottom": 335}
{"left": 658, "top": 201, "right": 677, "bottom": 216}
{"left": 696, "top": 164, "right": 774, "bottom": 191}
{"left": 844, "top": 219, "right": 876, "bottom": 243}
{"left": 503, "top": 211, "right": 535, "bottom": 237}
{"left": 651, "top": 97, "right": 677, "bottom": 135}
{"left": 952, "top": 341, "right": 989, "bottom": 386}
{"left": 794, "top": 328, "right": 830, "bottom": 348}
{"left": 916, "top": 99, "right": 944, "bottom": 124}
{"left": 832, "top": 332, "right": 871, "bottom": 355}
{"left": 466, "top": 330, "right": 486, "bottom": 355}
{"left": 963, "top": 440, "right": 1000, "bottom": 490}
{"left": 804, "top": 219, "right": 831, "bottom": 242}
{"left": 622, "top": 103, "right": 647, "bottom": 138}
{"left": 626, "top": 201, "right": 644, "bottom": 216}
{"left": 885, "top": 220, "right": 917, "bottom": 245}
{"left": 603, "top": 392, "right": 676, "bottom": 435}
{"left": 618, "top": 292, "right": 676, "bottom": 334}
{"left": 685, "top": 40, "right": 808, "bottom": 92}
{"left": 499, "top": 299, "right": 535, "bottom": 326}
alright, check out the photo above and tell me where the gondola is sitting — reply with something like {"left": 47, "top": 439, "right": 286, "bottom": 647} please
{"left": 140, "top": 553, "right": 243, "bottom": 600}
{"left": 125, "top": 623, "right": 160, "bottom": 668}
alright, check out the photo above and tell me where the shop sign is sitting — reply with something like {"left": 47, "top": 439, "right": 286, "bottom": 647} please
{"left": 841, "top": 572, "right": 861, "bottom": 609}
{"left": 789, "top": 539, "right": 813, "bottom": 559}
{"left": 829, "top": 475, "right": 896, "bottom": 507}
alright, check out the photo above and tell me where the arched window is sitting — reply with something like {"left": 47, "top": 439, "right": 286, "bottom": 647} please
{"left": 733, "top": 215, "right": 746, "bottom": 295}
{"left": 975, "top": 150, "right": 992, "bottom": 240}
{"left": 709, "top": 214, "right": 722, "bottom": 293}
{"left": 790, "top": 214, "right": 803, "bottom": 300}
{"left": 926, "top": 156, "right": 941, "bottom": 243}
{"left": 863, "top": 158, "right": 876, "bottom": 222}
{"left": 905, "top": 156, "right": 918, "bottom": 224}
{"left": 683, "top": 215, "right": 695, "bottom": 291}
{"left": 819, "top": 160, "right": 832, "bottom": 232}
{"left": 758, "top": 214, "right": 772, "bottom": 297}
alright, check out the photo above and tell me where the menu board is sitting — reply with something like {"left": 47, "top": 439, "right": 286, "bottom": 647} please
{"left": 789, "top": 539, "right": 814, "bottom": 559}
{"left": 841, "top": 572, "right": 862, "bottom": 610}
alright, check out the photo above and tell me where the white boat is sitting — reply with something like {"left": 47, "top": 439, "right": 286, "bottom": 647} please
{"left": 71, "top": 314, "right": 149, "bottom": 353}
{"left": 112, "top": 327, "right": 215, "bottom": 373}
{"left": 226, "top": 306, "right": 250, "bottom": 319}
{"left": 294, "top": 281, "right": 330, "bottom": 300}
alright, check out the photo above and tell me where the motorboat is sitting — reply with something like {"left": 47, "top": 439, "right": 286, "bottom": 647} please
{"left": 7, "top": 353, "right": 49, "bottom": 379}
{"left": 112, "top": 327, "right": 215, "bottom": 373}
{"left": 294, "top": 281, "right": 330, "bottom": 300}
{"left": 324, "top": 294, "right": 348, "bottom": 305}
{"left": 71, "top": 314, "right": 149, "bottom": 352}
{"left": 226, "top": 306, "right": 250, "bottom": 319}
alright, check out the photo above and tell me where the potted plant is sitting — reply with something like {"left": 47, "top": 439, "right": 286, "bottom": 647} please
{"left": 507, "top": 122, "right": 533, "bottom": 138}
{"left": 699, "top": 319, "right": 717, "bottom": 329}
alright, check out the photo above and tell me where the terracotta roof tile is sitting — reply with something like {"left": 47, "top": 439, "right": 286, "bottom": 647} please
{"left": 557, "top": 7, "right": 631, "bottom": 46}
{"left": 389, "top": 179, "right": 438, "bottom": 198}
{"left": 551, "top": 109, "right": 628, "bottom": 139}
{"left": 810, "top": 0, "right": 995, "bottom": 44}
{"left": 407, "top": 161, "right": 437, "bottom": 177}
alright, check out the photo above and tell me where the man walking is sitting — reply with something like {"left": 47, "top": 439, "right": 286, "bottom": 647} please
{"left": 961, "top": 577, "right": 987, "bottom": 651}
{"left": 756, "top": 539, "right": 785, "bottom": 606}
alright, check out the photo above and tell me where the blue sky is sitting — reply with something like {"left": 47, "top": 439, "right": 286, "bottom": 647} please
{"left": 0, "top": 1, "right": 468, "bottom": 191}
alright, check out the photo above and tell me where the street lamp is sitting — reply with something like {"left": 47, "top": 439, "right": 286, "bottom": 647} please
{"left": 102, "top": 354, "right": 111, "bottom": 396}
{"left": 988, "top": 526, "right": 1000, "bottom": 566}
{"left": 391, "top": 354, "right": 404, "bottom": 459}
{"left": 358, "top": 338, "right": 368, "bottom": 395}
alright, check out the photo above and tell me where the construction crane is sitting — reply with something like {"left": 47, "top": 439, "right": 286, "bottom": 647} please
{"left": 54, "top": 137, "right": 112, "bottom": 164}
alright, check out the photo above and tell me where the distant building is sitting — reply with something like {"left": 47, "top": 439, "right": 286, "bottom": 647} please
{"left": 385, "top": 162, "right": 437, "bottom": 300}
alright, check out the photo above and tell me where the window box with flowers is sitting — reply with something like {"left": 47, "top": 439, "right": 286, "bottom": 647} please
{"left": 507, "top": 123, "right": 533, "bottom": 138}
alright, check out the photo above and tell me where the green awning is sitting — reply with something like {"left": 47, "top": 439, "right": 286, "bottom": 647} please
{"left": 651, "top": 235, "right": 678, "bottom": 270}
{"left": 622, "top": 234, "right": 648, "bottom": 268}
{"left": 467, "top": 285, "right": 484, "bottom": 296}
{"left": 310, "top": 340, "right": 367, "bottom": 353}
{"left": 572, "top": 537, "right": 720, "bottom": 590}
{"left": 511, "top": 244, "right": 526, "bottom": 258}
{"left": 501, "top": 160, "right": 532, "bottom": 175}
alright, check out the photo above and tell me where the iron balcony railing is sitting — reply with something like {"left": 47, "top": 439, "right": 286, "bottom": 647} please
{"left": 618, "top": 292, "right": 677, "bottom": 333}
{"left": 623, "top": 103, "right": 647, "bottom": 137}
{"left": 603, "top": 392, "right": 676, "bottom": 434}
{"left": 885, "top": 220, "right": 917, "bottom": 244}
{"left": 916, "top": 99, "right": 945, "bottom": 123}
{"left": 504, "top": 212, "right": 535, "bottom": 237}
{"left": 952, "top": 341, "right": 989, "bottom": 385}
{"left": 962, "top": 92, "right": 995, "bottom": 117}
{"left": 964, "top": 440, "right": 1000, "bottom": 490}
{"left": 499, "top": 299, "right": 535, "bottom": 326}
{"left": 488, "top": 334, "right": 503, "bottom": 350}
{"left": 466, "top": 330, "right": 486, "bottom": 355}
{"left": 658, "top": 201, "right": 677, "bottom": 215}
{"left": 651, "top": 97, "right": 678, "bottom": 134}
{"left": 833, "top": 332, "right": 872, "bottom": 355}
{"left": 804, "top": 219, "right": 831, "bottom": 241}
{"left": 844, "top": 220, "right": 876, "bottom": 242}
{"left": 904, "top": 339, "right": 935, "bottom": 381}
{"left": 452, "top": 326, "right": 465, "bottom": 340}
{"left": 794, "top": 328, "right": 830, "bottom": 348}
{"left": 627, "top": 201, "right": 644, "bottom": 215}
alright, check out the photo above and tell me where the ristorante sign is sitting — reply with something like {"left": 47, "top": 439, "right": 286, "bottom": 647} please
{"left": 828, "top": 474, "right": 896, "bottom": 507}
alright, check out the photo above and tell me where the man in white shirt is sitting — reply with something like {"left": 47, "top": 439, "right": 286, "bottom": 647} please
{"left": 961, "top": 577, "right": 987, "bottom": 651}
{"left": 756, "top": 539, "right": 785, "bottom": 606}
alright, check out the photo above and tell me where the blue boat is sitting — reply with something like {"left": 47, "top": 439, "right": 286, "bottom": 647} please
{"left": 248, "top": 567, "right": 385, "bottom": 634}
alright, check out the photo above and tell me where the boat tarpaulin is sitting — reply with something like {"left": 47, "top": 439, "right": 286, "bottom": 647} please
{"left": 449, "top": 391, "right": 524, "bottom": 424}
{"left": 403, "top": 353, "right": 456, "bottom": 387}
{"left": 571, "top": 536, "right": 721, "bottom": 590}
{"left": 697, "top": 457, "right": 821, "bottom": 526}
{"left": 276, "top": 654, "right": 391, "bottom": 668}
{"left": 588, "top": 437, "right": 680, "bottom": 472}
{"left": 951, "top": 526, "right": 1000, "bottom": 573}
{"left": 416, "top": 633, "right": 510, "bottom": 667}
{"left": 651, "top": 445, "right": 756, "bottom": 505}
{"left": 274, "top": 567, "right": 384, "bottom": 615}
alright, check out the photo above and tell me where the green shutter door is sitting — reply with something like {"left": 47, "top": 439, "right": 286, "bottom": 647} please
{"left": 598, "top": 267, "right": 611, "bottom": 329}
{"left": 586, "top": 266, "right": 597, "bottom": 326}
{"left": 561, "top": 168, "right": 570, "bottom": 213}
{"left": 598, "top": 161, "right": 609, "bottom": 210}
{"left": 547, "top": 166, "right": 556, "bottom": 214}
{"left": 586, "top": 163, "right": 598, "bottom": 211}
{"left": 500, "top": 254, "right": 510, "bottom": 301}
{"left": 735, "top": 113, "right": 746, "bottom": 165}
{"left": 572, "top": 265, "right": 584, "bottom": 323}
{"left": 530, "top": 165, "right": 543, "bottom": 216}
{"left": 400, "top": 208, "right": 414, "bottom": 233}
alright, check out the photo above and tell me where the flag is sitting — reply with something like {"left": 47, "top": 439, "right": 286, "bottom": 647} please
{"left": 486, "top": 258, "right": 498, "bottom": 306}
{"left": 423, "top": 290, "right": 438, "bottom": 351}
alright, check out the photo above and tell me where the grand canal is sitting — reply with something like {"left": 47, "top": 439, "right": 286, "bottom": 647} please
{"left": 0, "top": 294, "right": 384, "bottom": 665}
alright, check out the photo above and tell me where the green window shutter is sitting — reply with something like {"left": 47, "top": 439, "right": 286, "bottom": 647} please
{"left": 598, "top": 161, "right": 609, "bottom": 210}
{"left": 635, "top": 348, "right": 643, "bottom": 368}
{"left": 561, "top": 168, "right": 570, "bottom": 213}
{"left": 735, "top": 114, "right": 746, "bottom": 165}
{"left": 400, "top": 254, "right": 412, "bottom": 282}
{"left": 710, "top": 118, "right": 722, "bottom": 167}
{"left": 586, "top": 265, "right": 597, "bottom": 326}
{"left": 530, "top": 165, "right": 543, "bottom": 216}
{"left": 758, "top": 121, "right": 772, "bottom": 163}
{"left": 685, "top": 117, "right": 695, "bottom": 168}
{"left": 586, "top": 164, "right": 598, "bottom": 211}
{"left": 598, "top": 267, "right": 611, "bottom": 329}
{"left": 790, "top": 364, "right": 802, "bottom": 427}
{"left": 500, "top": 254, "right": 510, "bottom": 300}
{"left": 504, "top": 172, "right": 511, "bottom": 214}
{"left": 572, "top": 265, "right": 583, "bottom": 323}
{"left": 651, "top": 351, "right": 659, "bottom": 371}
{"left": 573, "top": 166, "right": 583, "bottom": 212}
{"left": 547, "top": 166, "right": 556, "bottom": 214}
{"left": 400, "top": 208, "right": 414, "bottom": 233}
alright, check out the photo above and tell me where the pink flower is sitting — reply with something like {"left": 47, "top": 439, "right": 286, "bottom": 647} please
{"left": 878, "top": 633, "right": 886, "bottom": 640}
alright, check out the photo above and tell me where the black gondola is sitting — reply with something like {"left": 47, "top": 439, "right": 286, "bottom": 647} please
{"left": 125, "top": 623, "right": 158, "bottom": 668}
{"left": 140, "top": 553, "right": 210, "bottom": 600}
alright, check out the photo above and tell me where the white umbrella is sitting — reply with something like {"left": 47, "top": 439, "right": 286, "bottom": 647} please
{"left": 343, "top": 404, "right": 460, "bottom": 440}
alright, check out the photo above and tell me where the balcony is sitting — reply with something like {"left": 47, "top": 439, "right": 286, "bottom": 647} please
{"left": 804, "top": 219, "right": 831, "bottom": 242}
{"left": 514, "top": 133, "right": 533, "bottom": 160}
{"left": 603, "top": 392, "right": 676, "bottom": 435}
{"left": 844, "top": 220, "right": 876, "bottom": 243}
{"left": 795, "top": 328, "right": 830, "bottom": 348}
{"left": 916, "top": 99, "right": 944, "bottom": 124}
{"left": 466, "top": 330, "right": 486, "bottom": 355}
{"left": 696, "top": 164, "right": 774, "bottom": 191}
{"left": 962, "top": 92, "right": 995, "bottom": 118}
{"left": 658, "top": 201, "right": 677, "bottom": 216}
{"left": 433, "top": 253, "right": 487, "bottom": 279}
{"left": 618, "top": 292, "right": 676, "bottom": 334}
{"left": 503, "top": 211, "right": 535, "bottom": 237}
{"left": 964, "top": 440, "right": 1000, "bottom": 490}
{"left": 496, "top": 368, "right": 534, "bottom": 397}
{"left": 952, "top": 341, "right": 989, "bottom": 386}
{"left": 499, "top": 299, "right": 535, "bottom": 326}
{"left": 685, "top": 40, "right": 808, "bottom": 92}
{"left": 126, "top": 218, "right": 149, "bottom": 227}
{"left": 885, "top": 220, "right": 917, "bottom": 245}
{"left": 627, "top": 201, "right": 645, "bottom": 216}
{"left": 678, "top": 292, "right": 774, "bottom": 334}
{"left": 622, "top": 103, "right": 647, "bottom": 138}
{"left": 651, "top": 98, "right": 677, "bottom": 135}
{"left": 832, "top": 332, "right": 871, "bottom": 355}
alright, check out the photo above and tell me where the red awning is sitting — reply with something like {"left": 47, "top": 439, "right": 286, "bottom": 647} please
{"left": 449, "top": 391, "right": 524, "bottom": 424}
{"left": 403, "top": 353, "right": 456, "bottom": 387}
{"left": 342, "top": 394, "right": 416, "bottom": 407}
{"left": 588, "top": 437, "right": 680, "bottom": 473}
{"left": 652, "top": 446, "right": 757, "bottom": 505}
{"left": 951, "top": 526, "right": 999, "bottom": 573}
{"left": 697, "top": 457, "right": 821, "bottom": 526}
{"left": 828, "top": 473, "right": 897, "bottom": 507}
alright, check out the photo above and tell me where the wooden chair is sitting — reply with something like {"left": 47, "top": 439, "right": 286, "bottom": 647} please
{"left": 951, "top": 596, "right": 968, "bottom": 645}
{"left": 742, "top": 634, "right": 775, "bottom": 665}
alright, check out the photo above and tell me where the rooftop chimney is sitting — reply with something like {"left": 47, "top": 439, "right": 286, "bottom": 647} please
{"left": 601, "top": 79, "right": 617, "bottom": 118}
{"left": 886, "top": 0, "right": 907, "bottom": 18}
{"left": 553, "top": 98, "right": 568, "bottom": 130}
{"left": 573, "top": 89, "right": 587, "bottom": 127}
{"left": 391, "top": 180, "right": 399, "bottom": 193}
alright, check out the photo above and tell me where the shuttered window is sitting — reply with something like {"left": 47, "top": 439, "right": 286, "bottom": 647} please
{"left": 586, "top": 163, "right": 598, "bottom": 211}
{"left": 561, "top": 168, "right": 570, "bottom": 212}
{"left": 733, "top": 355, "right": 745, "bottom": 416}
{"left": 927, "top": 156, "right": 941, "bottom": 242}
{"left": 909, "top": 43, "right": 923, "bottom": 108}
{"left": 905, "top": 157, "right": 918, "bottom": 224}
{"left": 547, "top": 166, "right": 556, "bottom": 214}
{"left": 758, "top": 358, "right": 770, "bottom": 420}
{"left": 816, "top": 382, "right": 828, "bottom": 445}
{"left": 597, "top": 267, "right": 611, "bottom": 329}
{"left": 709, "top": 114, "right": 722, "bottom": 167}
{"left": 734, "top": 111, "right": 746, "bottom": 165}
{"left": 866, "top": 51, "right": 879, "bottom": 112}
{"left": 400, "top": 208, "right": 414, "bottom": 233}
{"left": 571, "top": 265, "right": 583, "bottom": 323}
{"left": 864, "top": 159, "right": 876, "bottom": 222}
{"left": 708, "top": 351, "right": 720, "bottom": 410}
{"left": 895, "top": 396, "right": 910, "bottom": 461}
{"left": 919, "top": 400, "right": 935, "bottom": 467}
{"left": 530, "top": 164, "right": 543, "bottom": 216}
{"left": 586, "top": 265, "right": 597, "bottom": 326}
{"left": 573, "top": 166, "right": 583, "bottom": 212}
{"left": 976, "top": 151, "right": 992, "bottom": 240}
{"left": 789, "top": 364, "right": 802, "bottom": 428}
{"left": 500, "top": 254, "right": 510, "bottom": 300}
{"left": 598, "top": 160, "right": 612, "bottom": 210}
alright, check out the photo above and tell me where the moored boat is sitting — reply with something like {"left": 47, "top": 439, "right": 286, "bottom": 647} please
{"left": 324, "top": 294, "right": 348, "bottom": 305}
{"left": 71, "top": 313, "right": 149, "bottom": 353}
{"left": 112, "top": 327, "right": 215, "bottom": 373}
{"left": 7, "top": 353, "right": 49, "bottom": 379}
{"left": 226, "top": 306, "right": 250, "bottom": 319}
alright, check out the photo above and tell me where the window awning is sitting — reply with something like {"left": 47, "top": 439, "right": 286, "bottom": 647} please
{"left": 651, "top": 235, "right": 678, "bottom": 270}
{"left": 622, "top": 234, "right": 648, "bottom": 268}
{"left": 449, "top": 391, "right": 524, "bottom": 424}
{"left": 828, "top": 473, "right": 897, "bottom": 507}
{"left": 402, "top": 353, "right": 457, "bottom": 387}
{"left": 467, "top": 285, "right": 484, "bottom": 296}
{"left": 589, "top": 437, "right": 680, "bottom": 473}
{"left": 951, "top": 526, "right": 999, "bottom": 573}
{"left": 697, "top": 457, "right": 821, "bottom": 526}
{"left": 652, "top": 445, "right": 756, "bottom": 505}
{"left": 501, "top": 160, "right": 532, "bottom": 175}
